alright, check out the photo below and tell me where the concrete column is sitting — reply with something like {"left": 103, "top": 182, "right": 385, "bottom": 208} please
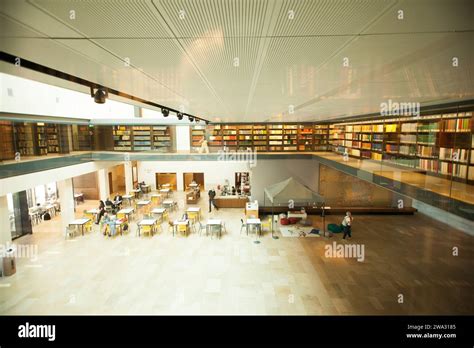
{"left": 58, "top": 178, "right": 75, "bottom": 235}
{"left": 124, "top": 162, "right": 133, "bottom": 195}
{"left": 0, "top": 195, "right": 12, "bottom": 245}
{"left": 97, "top": 168, "right": 109, "bottom": 200}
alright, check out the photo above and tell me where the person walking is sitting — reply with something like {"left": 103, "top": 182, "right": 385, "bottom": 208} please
{"left": 208, "top": 188, "right": 218, "bottom": 212}
{"left": 342, "top": 211, "right": 353, "bottom": 240}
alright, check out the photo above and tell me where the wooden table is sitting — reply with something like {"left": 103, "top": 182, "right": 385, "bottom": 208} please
{"left": 206, "top": 219, "right": 222, "bottom": 238}
{"left": 137, "top": 218, "right": 157, "bottom": 236}
{"left": 117, "top": 207, "right": 135, "bottom": 221}
{"left": 69, "top": 218, "right": 90, "bottom": 236}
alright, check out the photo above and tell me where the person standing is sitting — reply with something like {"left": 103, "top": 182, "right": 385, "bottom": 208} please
{"left": 208, "top": 188, "right": 218, "bottom": 212}
{"left": 342, "top": 211, "right": 353, "bottom": 240}
{"left": 96, "top": 200, "right": 106, "bottom": 224}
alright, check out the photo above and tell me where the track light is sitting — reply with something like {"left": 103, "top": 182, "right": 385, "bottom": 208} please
{"left": 188, "top": 116, "right": 194, "bottom": 122}
{"left": 92, "top": 87, "right": 108, "bottom": 104}
{"left": 205, "top": 120, "right": 209, "bottom": 125}
{"left": 177, "top": 112, "right": 183, "bottom": 120}
{"left": 162, "top": 108, "right": 169, "bottom": 117}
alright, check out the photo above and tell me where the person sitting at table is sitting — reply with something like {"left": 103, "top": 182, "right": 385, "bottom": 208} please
{"left": 231, "top": 186, "right": 236, "bottom": 195}
{"left": 102, "top": 212, "right": 117, "bottom": 236}
{"left": 180, "top": 212, "right": 188, "bottom": 222}
{"left": 96, "top": 200, "right": 106, "bottom": 224}
{"left": 113, "top": 194, "right": 123, "bottom": 208}
{"left": 33, "top": 203, "right": 47, "bottom": 220}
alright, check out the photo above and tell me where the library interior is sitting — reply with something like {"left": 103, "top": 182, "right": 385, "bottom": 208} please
{"left": 0, "top": 0, "right": 473, "bottom": 315}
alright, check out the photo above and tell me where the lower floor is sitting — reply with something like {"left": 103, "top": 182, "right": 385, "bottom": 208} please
{"left": 0, "top": 191, "right": 473, "bottom": 315}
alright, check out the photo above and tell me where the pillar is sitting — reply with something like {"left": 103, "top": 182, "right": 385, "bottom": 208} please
{"left": 58, "top": 178, "right": 75, "bottom": 234}
{"left": 0, "top": 195, "right": 12, "bottom": 245}
{"left": 12, "top": 191, "right": 32, "bottom": 237}
{"left": 98, "top": 168, "right": 110, "bottom": 200}
{"left": 124, "top": 162, "right": 133, "bottom": 195}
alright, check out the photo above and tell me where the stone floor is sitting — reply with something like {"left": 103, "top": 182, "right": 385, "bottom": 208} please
{"left": 0, "top": 191, "right": 473, "bottom": 315}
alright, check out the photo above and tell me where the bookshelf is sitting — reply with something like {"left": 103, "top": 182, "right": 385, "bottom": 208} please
{"left": 77, "top": 125, "right": 92, "bottom": 150}
{"left": 132, "top": 126, "right": 152, "bottom": 151}
{"left": 113, "top": 126, "right": 132, "bottom": 151}
{"left": 282, "top": 124, "right": 298, "bottom": 151}
{"left": 329, "top": 111, "right": 474, "bottom": 183}
{"left": 46, "top": 123, "right": 60, "bottom": 153}
{"left": 298, "top": 125, "right": 313, "bottom": 151}
{"left": 14, "top": 123, "right": 35, "bottom": 156}
{"left": 314, "top": 125, "right": 329, "bottom": 151}
{"left": 268, "top": 124, "right": 284, "bottom": 151}
{"left": 36, "top": 123, "right": 48, "bottom": 155}
{"left": 221, "top": 125, "right": 238, "bottom": 149}
{"left": 237, "top": 125, "right": 253, "bottom": 150}
{"left": 190, "top": 126, "right": 206, "bottom": 149}
{"left": 252, "top": 124, "right": 267, "bottom": 151}
{"left": 0, "top": 121, "right": 15, "bottom": 160}
{"left": 152, "top": 126, "right": 171, "bottom": 152}
{"left": 208, "top": 125, "right": 223, "bottom": 150}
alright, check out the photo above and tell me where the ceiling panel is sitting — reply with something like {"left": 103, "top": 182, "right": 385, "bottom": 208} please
{"left": 1, "top": 0, "right": 472, "bottom": 122}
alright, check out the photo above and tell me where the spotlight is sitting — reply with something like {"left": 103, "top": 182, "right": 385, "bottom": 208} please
{"left": 162, "top": 108, "right": 169, "bottom": 117}
{"left": 92, "top": 87, "right": 108, "bottom": 104}
{"left": 188, "top": 116, "right": 194, "bottom": 122}
{"left": 177, "top": 112, "right": 183, "bottom": 120}
{"left": 205, "top": 120, "right": 209, "bottom": 125}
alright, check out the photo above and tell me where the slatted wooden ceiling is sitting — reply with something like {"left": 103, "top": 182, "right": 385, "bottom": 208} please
{"left": 1, "top": 0, "right": 473, "bottom": 122}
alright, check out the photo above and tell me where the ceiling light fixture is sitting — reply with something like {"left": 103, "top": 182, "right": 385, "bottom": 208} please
{"left": 177, "top": 112, "right": 183, "bottom": 120}
{"left": 162, "top": 108, "right": 169, "bottom": 117}
{"left": 188, "top": 116, "right": 194, "bottom": 122}
{"left": 91, "top": 87, "right": 108, "bottom": 104}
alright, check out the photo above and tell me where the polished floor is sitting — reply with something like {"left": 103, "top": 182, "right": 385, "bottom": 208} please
{"left": 0, "top": 191, "right": 473, "bottom": 315}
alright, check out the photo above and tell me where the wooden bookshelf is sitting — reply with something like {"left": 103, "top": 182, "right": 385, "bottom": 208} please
{"left": 46, "top": 123, "right": 60, "bottom": 153}
{"left": 221, "top": 125, "right": 238, "bottom": 149}
{"left": 237, "top": 125, "right": 253, "bottom": 150}
{"left": 252, "top": 124, "right": 267, "bottom": 151}
{"left": 314, "top": 125, "right": 329, "bottom": 151}
{"left": 329, "top": 111, "right": 474, "bottom": 183}
{"left": 190, "top": 126, "right": 206, "bottom": 149}
{"left": 132, "top": 126, "right": 152, "bottom": 151}
{"left": 208, "top": 125, "right": 223, "bottom": 149}
{"left": 152, "top": 126, "right": 171, "bottom": 152}
{"left": 113, "top": 126, "right": 132, "bottom": 151}
{"left": 0, "top": 121, "right": 15, "bottom": 160}
{"left": 36, "top": 123, "right": 48, "bottom": 155}
{"left": 77, "top": 125, "right": 92, "bottom": 150}
{"left": 14, "top": 123, "right": 35, "bottom": 156}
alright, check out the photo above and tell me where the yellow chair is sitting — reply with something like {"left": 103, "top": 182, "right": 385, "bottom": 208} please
{"left": 188, "top": 211, "right": 199, "bottom": 223}
{"left": 162, "top": 210, "right": 169, "bottom": 222}
{"left": 261, "top": 218, "right": 272, "bottom": 232}
{"left": 139, "top": 224, "right": 153, "bottom": 237}
{"left": 117, "top": 212, "right": 126, "bottom": 220}
{"left": 177, "top": 223, "right": 188, "bottom": 236}
{"left": 83, "top": 217, "right": 94, "bottom": 233}
{"left": 151, "top": 195, "right": 161, "bottom": 206}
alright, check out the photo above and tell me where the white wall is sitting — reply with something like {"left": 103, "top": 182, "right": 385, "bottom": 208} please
{"left": 175, "top": 125, "right": 191, "bottom": 152}
{"left": 0, "top": 72, "right": 135, "bottom": 119}
{"left": 0, "top": 160, "right": 122, "bottom": 196}
{"left": 250, "top": 159, "right": 320, "bottom": 203}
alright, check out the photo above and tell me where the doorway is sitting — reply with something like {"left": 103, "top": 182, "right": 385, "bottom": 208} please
{"left": 183, "top": 173, "right": 205, "bottom": 191}
{"left": 108, "top": 172, "right": 113, "bottom": 195}
{"left": 155, "top": 173, "right": 177, "bottom": 190}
